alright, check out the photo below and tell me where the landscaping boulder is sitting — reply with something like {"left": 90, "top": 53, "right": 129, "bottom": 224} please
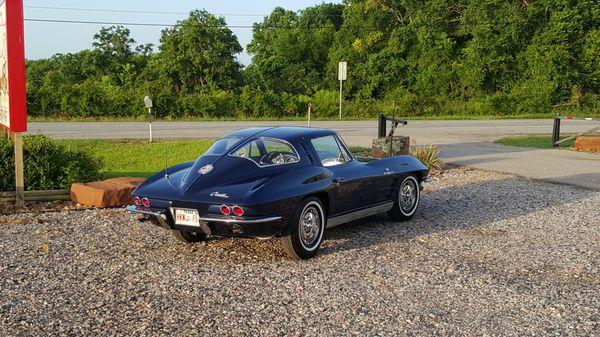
{"left": 70, "top": 177, "right": 145, "bottom": 208}
{"left": 574, "top": 136, "right": 600, "bottom": 153}
{"left": 370, "top": 136, "right": 410, "bottom": 158}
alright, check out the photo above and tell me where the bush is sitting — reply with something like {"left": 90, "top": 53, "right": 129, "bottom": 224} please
{"left": 410, "top": 145, "right": 443, "bottom": 171}
{"left": 0, "top": 135, "right": 102, "bottom": 191}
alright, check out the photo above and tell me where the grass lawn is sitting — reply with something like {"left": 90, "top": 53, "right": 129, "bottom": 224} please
{"left": 53, "top": 139, "right": 374, "bottom": 179}
{"left": 56, "top": 139, "right": 214, "bottom": 178}
{"left": 494, "top": 135, "right": 575, "bottom": 149}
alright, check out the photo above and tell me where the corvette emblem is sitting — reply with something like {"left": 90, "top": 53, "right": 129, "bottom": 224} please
{"left": 199, "top": 164, "right": 214, "bottom": 175}
{"left": 210, "top": 192, "right": 229, "bottom": 199}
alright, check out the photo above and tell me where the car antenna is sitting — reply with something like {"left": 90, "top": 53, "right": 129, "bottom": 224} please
{"left": 164, "top": 141, "right": 169, "bottom": 179}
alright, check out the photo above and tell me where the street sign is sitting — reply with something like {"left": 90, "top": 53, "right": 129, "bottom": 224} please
{"left": 338, "top": 61, "right": 347, "bottom": 119}
{"left": 338, "top": 61, "right": 347, "bottom": 81}
{"left": 0, "top": 0, "right": 26, "bottom": 132}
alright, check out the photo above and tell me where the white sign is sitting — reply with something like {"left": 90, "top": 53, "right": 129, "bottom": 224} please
{"left": 0, "top": 1, "right": 9, "bottom": 128}
{"left": 338, "top": 61, "right": 347, "bottom": 81}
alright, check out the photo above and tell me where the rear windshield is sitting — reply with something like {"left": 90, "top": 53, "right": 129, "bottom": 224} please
{"left": 204, "top": 137, "right": 241, "bottom": 156}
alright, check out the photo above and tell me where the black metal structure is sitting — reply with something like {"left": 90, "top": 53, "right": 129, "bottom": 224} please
{"left": 378, "top": 114, "right": 408, "bottom": 138}
{"left": 552, "top": 115, "right": 561, "bottom": 148}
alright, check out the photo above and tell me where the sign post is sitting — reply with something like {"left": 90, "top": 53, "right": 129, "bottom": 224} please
{"left": 307, "top": 102, "right": 312, "bottom": 127}
{"left": 0, "top": 0, "right": 27, "bottom": 205}
{"left": 338, "top": 61, "right": 347, "bottom": 119}
{"left": 144, "top": 96, "right": 153, "bottom": 143}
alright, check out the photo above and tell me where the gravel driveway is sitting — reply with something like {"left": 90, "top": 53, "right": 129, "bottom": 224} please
{"left": 1, "top": 168, "right": 598, "bottom": 336}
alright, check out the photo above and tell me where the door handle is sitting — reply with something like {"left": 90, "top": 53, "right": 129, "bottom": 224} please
{"left": 333, "top": 177, "right": 345, "bottom": 183}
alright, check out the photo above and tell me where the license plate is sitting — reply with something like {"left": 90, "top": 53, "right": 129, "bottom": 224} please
{"left": 172, "top": 208, "right": 200, "bottom": 227}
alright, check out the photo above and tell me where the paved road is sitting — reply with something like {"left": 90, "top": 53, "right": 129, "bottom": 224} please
{"left": 28, "top": 119, "right": 600, "bottom": 190}
{"left": 27, "top": 119, "right": 596, "bottom": 145}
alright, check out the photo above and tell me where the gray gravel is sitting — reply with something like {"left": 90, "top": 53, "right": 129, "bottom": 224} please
{"left": 1, "top": 168, "right": 599, "bottom": 336}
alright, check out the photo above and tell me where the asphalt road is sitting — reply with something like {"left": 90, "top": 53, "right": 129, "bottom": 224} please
{"left": 27, "top": 119, "right": 596, "bottom": 145}
{"left": 27, "top": 119, "right": 600, "bottom": 190}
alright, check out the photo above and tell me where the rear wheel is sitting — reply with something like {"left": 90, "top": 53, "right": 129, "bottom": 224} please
{"left": 171, "top": 230, "right": 207, "bottom": 244}
{"left": 387, "top": 174, "right": 420, "bottom": 222}
{"left": 280, "top": 197, "right": 325, "bottom": 260}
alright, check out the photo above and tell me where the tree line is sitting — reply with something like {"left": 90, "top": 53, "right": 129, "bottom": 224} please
{"left": 26, "top": 0, "right": 600, "bottom": 119}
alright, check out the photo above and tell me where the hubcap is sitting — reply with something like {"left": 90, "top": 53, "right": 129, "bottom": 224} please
{"left": 400, "top": 179, "right": 417, "bottom": 212}
{"left": 300, "top": 206, "right": 321, "bottom": 247}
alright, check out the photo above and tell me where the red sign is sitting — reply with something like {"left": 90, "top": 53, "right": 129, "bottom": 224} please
{"left": 0, "top": 0, "right": 26, "bottom": 132}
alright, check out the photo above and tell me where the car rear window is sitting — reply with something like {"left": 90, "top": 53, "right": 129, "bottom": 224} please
{"left": 205, "top": 137, "right": 241, "bottom": 156}
{"left": 230, "top": 138, "right": 300, "bottom": 167}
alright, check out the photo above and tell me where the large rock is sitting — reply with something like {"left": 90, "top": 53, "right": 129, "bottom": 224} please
{"left": 70, "top": 177, "right": 145, "bottom": 208}
{"left": 370, "top": 136, "right": 410, "bottom": 158}
{"left": 574, "top": 136, "right": 600, "bottom": 153}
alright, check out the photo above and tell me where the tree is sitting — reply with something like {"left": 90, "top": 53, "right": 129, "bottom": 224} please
{"left": 152, "top": 10, "right": 243, "bottom": 94}
{"left": 246, "top": 4, "right": 344, "bottom": 94}
{"left": 93, "top": 26, "right": 135, "bottom": 62}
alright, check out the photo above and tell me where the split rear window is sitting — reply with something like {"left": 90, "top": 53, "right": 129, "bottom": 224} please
{"left": 205, "top": 137, "right": 241, "bottom": 155}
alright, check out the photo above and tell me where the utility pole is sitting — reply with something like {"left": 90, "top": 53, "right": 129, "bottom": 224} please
{"left": 338, "top": 61, "right": 347, "bottom": 119}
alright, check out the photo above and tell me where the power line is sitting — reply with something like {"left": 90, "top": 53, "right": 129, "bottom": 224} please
{"left": 24, "top": 5, "right": 267, "bottom": 17}
{"left": 24, "top": 18, "right": 344, "bottom": 29}
{"left": 23, "top": 5, "right": 347, "bottom": 18}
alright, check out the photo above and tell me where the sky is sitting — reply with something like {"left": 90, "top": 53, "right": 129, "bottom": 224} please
{"left": 23, "top": 0, "right": 342, "bottom": 65}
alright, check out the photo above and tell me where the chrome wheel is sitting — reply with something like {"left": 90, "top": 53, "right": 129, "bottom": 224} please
{"left": 300, "top": 205, "right": 321, "bottom": 248}
{"left": 399, "top": 177, "right": 418, "bottom": 215}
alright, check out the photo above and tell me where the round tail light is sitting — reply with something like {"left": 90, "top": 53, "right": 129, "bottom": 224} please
{"left": 133, "top": 196, "right": 142, "bottom": 206}
{"left": 232, "top": 205, "right": 244, "bottom": 216}
{"left": 220, "top": 205, "right": 231, "bottom": 215}
{"left": 141, "top": 197, "right": 150, "bottom": 208}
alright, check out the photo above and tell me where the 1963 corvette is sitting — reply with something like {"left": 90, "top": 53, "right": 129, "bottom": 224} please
{"left": 128, "top": 127, "right": 430, "bottom": 259}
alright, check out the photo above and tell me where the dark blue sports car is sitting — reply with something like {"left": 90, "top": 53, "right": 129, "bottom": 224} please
{"left": 129, "top": 127, "right": 430, "bottom": 259}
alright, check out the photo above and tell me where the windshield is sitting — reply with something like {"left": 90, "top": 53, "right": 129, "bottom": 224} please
{"left": 204, "top": 137, "right": 241, "bottom": 156}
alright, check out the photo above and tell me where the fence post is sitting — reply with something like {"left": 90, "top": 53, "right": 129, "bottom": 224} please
{"left": 378, "top": 114, "right": 386, "bottom": 138}
{"left": 552, "top": 115, "right": 561, "bottom": 148}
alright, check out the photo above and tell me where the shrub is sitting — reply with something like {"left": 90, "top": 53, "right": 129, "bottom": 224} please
{"left": 0, "top": 135, "right": 102, "bottom": 191}
{"left": 410, "top": 145, "right": 443, "bottom": 171}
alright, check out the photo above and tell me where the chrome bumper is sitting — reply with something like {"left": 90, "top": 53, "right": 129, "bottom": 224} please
{"left": 127, "top": 205, "right": 282, "bottom": 225}
{"left": 127, "top": 205, "right": 170, "bottom": 229}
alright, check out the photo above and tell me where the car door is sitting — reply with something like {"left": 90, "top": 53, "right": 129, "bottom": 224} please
{"left": 309, "top": 134, "right": 375, "bottom": 216}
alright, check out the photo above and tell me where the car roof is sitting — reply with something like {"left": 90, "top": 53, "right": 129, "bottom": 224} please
{"left": 225, "top": 126, "right": 335, "bottom": 142}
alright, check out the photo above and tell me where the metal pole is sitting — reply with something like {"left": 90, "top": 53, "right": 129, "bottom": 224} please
{"left": 307, "top": 103, "right": 312, "bottom": 128}
{"left": 378, "top": 114, "right": 386, "bottom": 138}
{"left": 552, "top": 115, "right": 561, "bottom": 147}
{"left": 339, "top": 80, "right": 343, "bottom": 119}
{"left": 13, "top": 132, "right": 24, "bottom": 206}
{"left": 148, "top": 107, "right": 153, "bottom": 143}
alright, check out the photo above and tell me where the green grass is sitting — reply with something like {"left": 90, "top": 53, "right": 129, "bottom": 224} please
{"left": 494, "top": 135, "right": 575, "bottom": 149}
{"left": 56, "top": 139, "right": 214, "bottom": 178}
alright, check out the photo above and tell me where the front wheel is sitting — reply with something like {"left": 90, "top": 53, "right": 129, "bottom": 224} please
{"left": 280, "top": 197, "right": 326, "bottom": 260}
{"left": 387, "top": 174, "right": 420, "bottom": 222}
{"left": 171, "top": 230, "right": 207, "bottom": 244}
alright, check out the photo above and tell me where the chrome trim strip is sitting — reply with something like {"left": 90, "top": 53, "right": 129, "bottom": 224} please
{"left": 326, "top": 202, "right": 394, "bottom": 228}
{"left": 197, "top": 215, "right": 282, "bottom": 224}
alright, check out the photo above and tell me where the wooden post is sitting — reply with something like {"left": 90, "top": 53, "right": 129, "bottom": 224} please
{"left": 12, "top": 132, "right": 24, "bottom": 205}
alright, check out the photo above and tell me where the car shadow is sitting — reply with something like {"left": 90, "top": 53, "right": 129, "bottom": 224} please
{"left": 319, "top": 175, "right": 597, "bottom": 256}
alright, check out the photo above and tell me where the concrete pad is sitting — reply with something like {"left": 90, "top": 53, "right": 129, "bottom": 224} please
{"left": 71, "top": 177, "right": 145, "bottom": 208}
{"left": 440, "top": 142, "right": 600, "bottom": 191}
